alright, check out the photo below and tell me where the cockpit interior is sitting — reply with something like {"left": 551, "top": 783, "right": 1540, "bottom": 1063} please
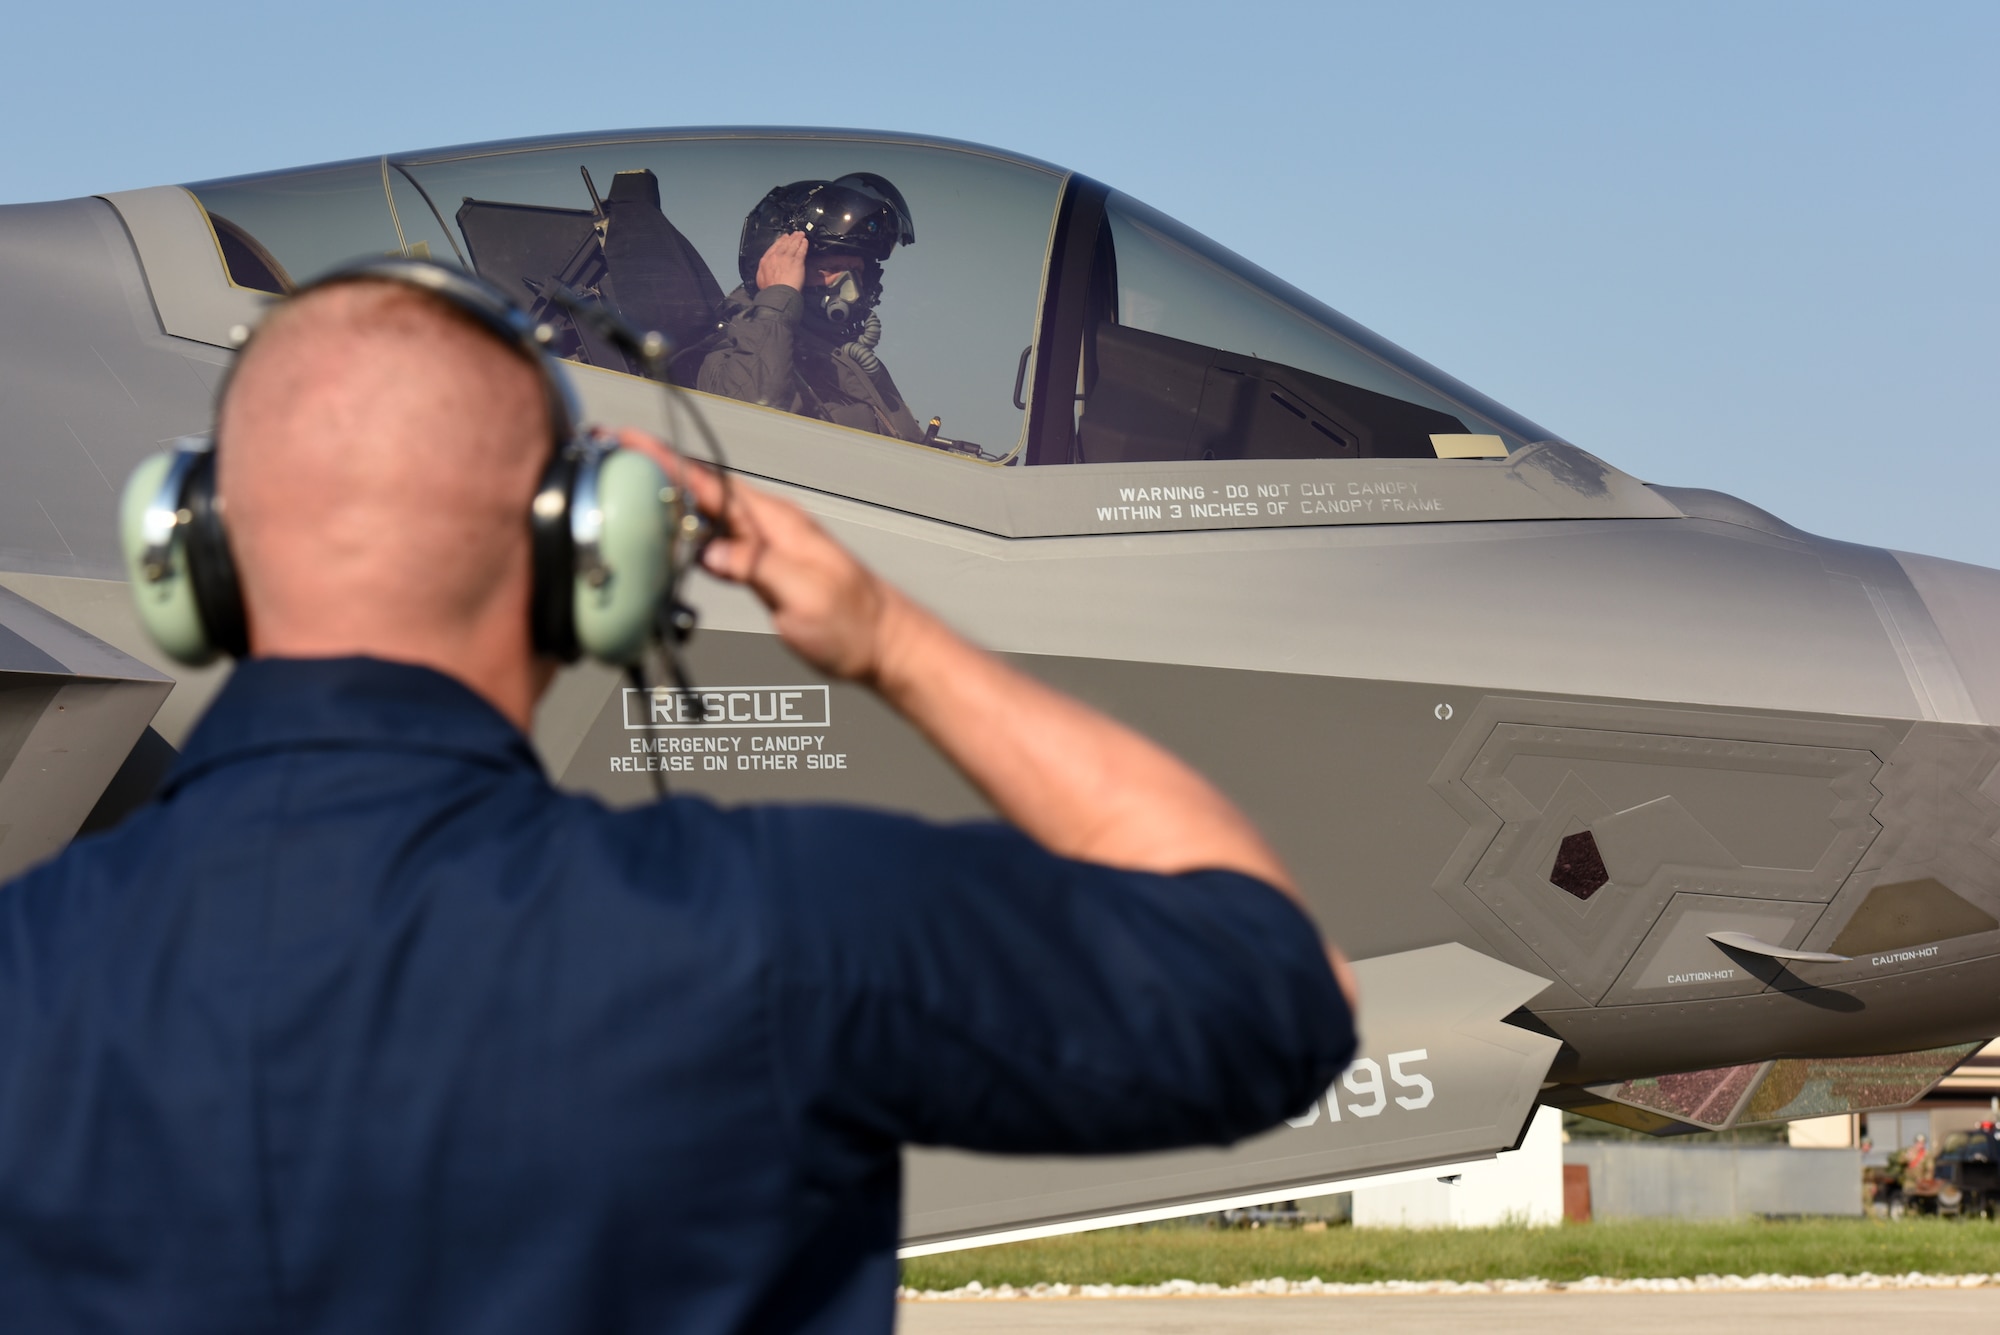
{"left": 186, "top": 130, "right": 1548, "bottom": 467}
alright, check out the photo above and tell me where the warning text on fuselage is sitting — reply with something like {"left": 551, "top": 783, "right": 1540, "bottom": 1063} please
{"left": 623, "top": 684, "right": 831, "bottom": 729}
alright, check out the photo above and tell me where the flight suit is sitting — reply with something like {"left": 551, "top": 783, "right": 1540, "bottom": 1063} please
{"left": 696, "top": 283, "right": 925, "bottom": 443}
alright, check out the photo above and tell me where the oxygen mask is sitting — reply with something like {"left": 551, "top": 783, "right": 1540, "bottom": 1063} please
{"left": 814, "top": 263, "right": 864, "bottom": 324}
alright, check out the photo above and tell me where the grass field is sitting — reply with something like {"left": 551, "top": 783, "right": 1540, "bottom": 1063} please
{"left": 900, "top": 1218, "right": 2000, "bottom": 1290}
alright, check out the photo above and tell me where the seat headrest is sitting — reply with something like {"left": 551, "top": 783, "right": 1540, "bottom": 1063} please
{"left": 606, "top": 170, "right": 662, "bottom": 211}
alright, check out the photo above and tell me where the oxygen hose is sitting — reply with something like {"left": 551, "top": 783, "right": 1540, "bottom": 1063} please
{"left": 836, "top": 310, "right": 883, "bottom": 373}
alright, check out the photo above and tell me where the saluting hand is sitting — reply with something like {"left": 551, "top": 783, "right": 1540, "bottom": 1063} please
{"left": 754, "top": 232, "right": 809, "bottom": 295}
{"left": 613, "top": 428, "right": 902, "bottom": 685}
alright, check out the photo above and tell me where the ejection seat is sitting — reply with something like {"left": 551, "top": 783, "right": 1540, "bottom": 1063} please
{"left": 454, "top": 168, "right": 723, "bottom": 382}
{"left": 598, "top": 169, "right": 725, "bottom": 382}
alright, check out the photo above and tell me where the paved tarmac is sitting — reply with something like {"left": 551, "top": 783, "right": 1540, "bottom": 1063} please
{"left": 898, "top": 1289, "right": 2000, "bottom": 1332}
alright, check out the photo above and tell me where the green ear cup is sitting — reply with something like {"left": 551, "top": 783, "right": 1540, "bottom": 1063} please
{"left": 119, "top": 451, "right": 220, "bottom": 667}
{"left": 572, "top": 448, "right": 675, "bottom": 666}
{"left": 124, "top": 437, "right": 679, "bottom": 671}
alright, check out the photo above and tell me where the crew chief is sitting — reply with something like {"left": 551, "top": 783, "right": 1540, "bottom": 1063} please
{"left": 0, "top": 272, "right": 1357, "bottom": 1332}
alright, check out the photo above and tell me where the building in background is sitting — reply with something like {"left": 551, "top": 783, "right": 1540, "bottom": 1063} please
{"left": 1351, "top": 1107, "right": 1564, "bottom": 1229}
{"left": 1563, "top": 1140, "right": 1862, "bottom": 1220}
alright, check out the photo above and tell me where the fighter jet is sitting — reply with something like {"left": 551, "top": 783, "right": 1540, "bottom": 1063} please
{"left": 4, "top": 126, "right": 1997, "bottom": 1249}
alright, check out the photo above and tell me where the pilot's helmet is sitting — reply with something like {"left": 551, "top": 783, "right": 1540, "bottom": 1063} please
{"left": 737, "top": 174, "right": 915, "bottom": 328}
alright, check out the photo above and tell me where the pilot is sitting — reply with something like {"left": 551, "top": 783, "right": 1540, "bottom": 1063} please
{"left": 0, "top": 263, "right": 1357, "bottom": 1329}
{"left": 697, "top": 174, "right": 927, "bottom": 442}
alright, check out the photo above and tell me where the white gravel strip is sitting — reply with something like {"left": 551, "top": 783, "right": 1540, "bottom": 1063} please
{"left": 899, "top": 1272, "right": 2000, "bottom": 1300}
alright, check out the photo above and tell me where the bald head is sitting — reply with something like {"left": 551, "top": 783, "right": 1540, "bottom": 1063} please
{"left": 217, "top": 279, "right": 556, "bottom": 724}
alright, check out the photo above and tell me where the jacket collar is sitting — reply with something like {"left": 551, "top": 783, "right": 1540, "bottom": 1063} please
{"left": 162, "top": 657, "right": 543, "bottom": 795}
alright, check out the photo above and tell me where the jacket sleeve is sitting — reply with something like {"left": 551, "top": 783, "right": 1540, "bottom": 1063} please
{"left": 750, "top": 805, "right": 1356, "bottom": 1156}
{"left": 696, "top": 285, "right": 801, "bottom": 408}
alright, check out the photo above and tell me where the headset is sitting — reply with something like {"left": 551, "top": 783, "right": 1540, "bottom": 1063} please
{"left": 118, "top": 257, "right": 697, "bottom": 670}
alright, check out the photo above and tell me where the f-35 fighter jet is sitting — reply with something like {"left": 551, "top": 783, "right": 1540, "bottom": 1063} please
{"left": 3, "top": 127, "right": 1995, "bottom": 1248}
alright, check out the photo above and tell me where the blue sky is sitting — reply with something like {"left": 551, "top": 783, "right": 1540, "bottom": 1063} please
{"left": 7, "top": 1, "right": 1994, "bottom": 565}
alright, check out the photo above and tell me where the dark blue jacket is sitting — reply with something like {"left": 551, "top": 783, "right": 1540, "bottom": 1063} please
{"left": 0, "top": 657, "right": 1354, "bottom": 1332}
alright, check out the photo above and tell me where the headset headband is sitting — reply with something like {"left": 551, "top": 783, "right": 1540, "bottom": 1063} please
{"left": 121, "top": 255, "right": 684, "bottom": 670}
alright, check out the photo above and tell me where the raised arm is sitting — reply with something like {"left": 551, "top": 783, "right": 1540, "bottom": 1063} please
{"left": 691, "top": 234, "right": 809, "bottom": 408}
{"left": 625, "top": 430, "right": 1354, "bottom": 1000}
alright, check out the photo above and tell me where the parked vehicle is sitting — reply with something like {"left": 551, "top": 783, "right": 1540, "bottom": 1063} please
{"left": 1871, "top": 1124, "right": 1999, "bottom": 1219}
{"left": 1927, "top": 1124, "right": 2000, "bottom": 1219}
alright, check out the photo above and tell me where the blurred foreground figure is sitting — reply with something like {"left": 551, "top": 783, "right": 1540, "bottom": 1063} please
{"left": 0, "top": 264, "right": 1354, "bottom": 1334}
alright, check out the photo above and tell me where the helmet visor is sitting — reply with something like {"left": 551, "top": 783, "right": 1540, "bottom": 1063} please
{"left": 798, "top": 184, "right": 901, "bottom": 262}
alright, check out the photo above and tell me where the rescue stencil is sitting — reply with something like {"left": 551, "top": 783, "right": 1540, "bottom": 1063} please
{"left": 622, "top": 685, "right": 831, "bottom": 729}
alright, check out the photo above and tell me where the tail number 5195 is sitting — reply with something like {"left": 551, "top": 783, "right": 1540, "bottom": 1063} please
{"left": 1284, "top": 1049, "right": 1434, "bottom": 1127}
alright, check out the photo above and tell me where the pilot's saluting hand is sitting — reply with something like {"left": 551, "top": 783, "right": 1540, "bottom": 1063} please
{"left": 755, "top": 232, "right": 870, "bottom": 306}
{"left": 755, "top": 231, "right": 809, "bottom": 293}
